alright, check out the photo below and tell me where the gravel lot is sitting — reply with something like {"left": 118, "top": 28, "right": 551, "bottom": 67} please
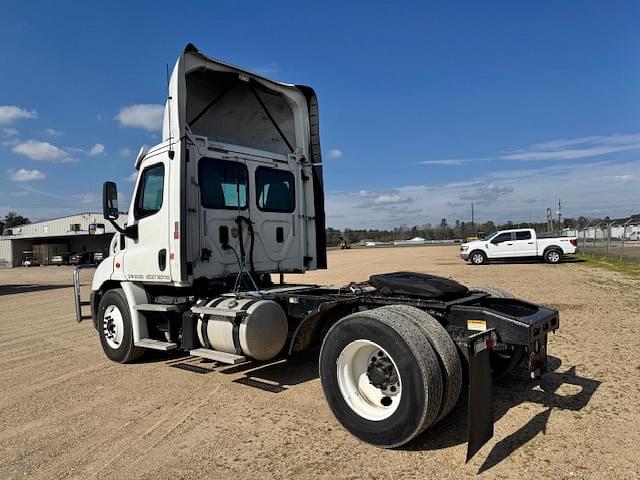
{"left": 1, "top": 245, "right": 639, "bottom": 479}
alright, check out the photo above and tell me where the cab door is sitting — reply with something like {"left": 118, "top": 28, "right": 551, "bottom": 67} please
{"left": 513, "top": 230, "right": 536, "bottom": 256}
{"left": 253, "top": 164, "right": 301, "bottom": 272}
{"left": 123, "top": 157, "right": 172, "bottom": 282}
{"left": 486, "top": 232, "right": 515, "bottom": 258}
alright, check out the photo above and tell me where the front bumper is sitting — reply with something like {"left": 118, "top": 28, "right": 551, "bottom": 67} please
{"left": 459, "top": 251, "right": 470, "bottom": 260}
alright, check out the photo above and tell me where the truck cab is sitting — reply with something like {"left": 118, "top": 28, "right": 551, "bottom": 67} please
{"left": 95, "top": 44, "right": 326, "bottom": 293}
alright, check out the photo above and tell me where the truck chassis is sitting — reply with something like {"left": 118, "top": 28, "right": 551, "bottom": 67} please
{"left": 75, "top": 270, "right": 558, "bottom": 461}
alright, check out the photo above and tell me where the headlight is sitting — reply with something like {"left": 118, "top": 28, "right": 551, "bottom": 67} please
{"left": 460, "top": 245, "right": 468, "bottom": 251}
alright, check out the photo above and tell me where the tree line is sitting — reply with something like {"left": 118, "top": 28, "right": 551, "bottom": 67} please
{"left": 325, "top": 214, "right": 640, "bottom": 247}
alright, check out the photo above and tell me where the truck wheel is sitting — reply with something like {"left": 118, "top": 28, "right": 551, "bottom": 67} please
{"left": 470, "top": 286, "right": 525, "bottom": 380}
{"left": 97, "top": 289, "right": 144, "bottom": 363}
{"left": 544, "top": 249, "right": 562, "bottom": 264}
{"left": 319, "top": 308, "right": 443, "bottom": 448}
{"left": 379, "top": 305, "right": 462, "bottom": 423}
{"left": 469, "top": 250, "right": 487, "bottom": 265}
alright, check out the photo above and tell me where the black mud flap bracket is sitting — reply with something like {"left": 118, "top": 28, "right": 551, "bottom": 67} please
{"left": 457, "top": 329, "right": 497, "bottom": 463}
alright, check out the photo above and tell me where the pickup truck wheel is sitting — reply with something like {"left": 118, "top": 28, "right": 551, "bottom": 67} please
{"left": 319, "top": 308, "right": 443, "bottom": 448}
{"left": 544, "top": 249, "right": 562, "bottom": 264}
{"left": 97, "top": 289, "right": 144, "bottom": 363}
{"left": 469, "top": 250, "right": 487, "bottom": 265}
{"left": 379, "top": 305, "right": 462, "bottom": 423}
{"left": 469, "top": 286, "right": 525, "bottom": 380}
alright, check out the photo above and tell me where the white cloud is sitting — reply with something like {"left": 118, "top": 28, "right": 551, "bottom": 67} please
{"left": 125, "top": 171, "right": 138, "bottom": 182}
{"left": 42, "top": 128, "right": 63, "bottom": 136}
{"left": 419, "top": 133, "right": 640, "bottom": 165}
{"left": 325, "top": 160, "right": 640, "bottom": 228}
{"left": 503, "top": 133, "right": 640, "bottom": 161}
{"left": 88, "top": 143, "right": 105, "bottom": 156}
{"left": 328, "top": 149, "right": 343, "bottom": 159}
{"left": 11, "top": 140, "right": 73, "bottom": 162}
{"left": 115, "top": 104, "right": 164, "bottom": 131}
{"left": 8, "top": 168, "right": 46, "bottom": 182}
{"left": 3, "top": 128, "right": 19, "bottom": 137}
{"left": 373, "top": 194, "right": 407, "bottom": 205}
{"left": 119, "top": 147, "right": 132, "bottom": 158}
{"left": 0, "top": 106, "right": 38, "bottom": 125}
{"left": 418, "top": 159, "right": 464, "bottom": 166}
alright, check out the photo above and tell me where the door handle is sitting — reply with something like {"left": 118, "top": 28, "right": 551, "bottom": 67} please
{"left": 506, "top": 243, "right": 513, "bottom": 246}
{"left": 158, "top": 249, "right": 166, "bottom": 271}
{"left": 527, "top": 242, "right": 534, "bottom": 244}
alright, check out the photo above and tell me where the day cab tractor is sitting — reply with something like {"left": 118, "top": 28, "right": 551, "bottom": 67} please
{"left": 74, "top": 44, "right": 559, "bottom": 461}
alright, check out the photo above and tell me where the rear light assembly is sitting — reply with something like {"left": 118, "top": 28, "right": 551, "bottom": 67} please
{"left": 570, "top": 239, "right": 577, "bottom": 247}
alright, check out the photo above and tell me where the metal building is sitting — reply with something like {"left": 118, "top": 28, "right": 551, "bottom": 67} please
{"left": 0, "top": 212, "right": 126, "bottom": 267}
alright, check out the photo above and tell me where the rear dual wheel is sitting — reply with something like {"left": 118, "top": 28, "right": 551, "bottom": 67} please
{"left": 319, "top": 306, "right": 460, "bottom": 448}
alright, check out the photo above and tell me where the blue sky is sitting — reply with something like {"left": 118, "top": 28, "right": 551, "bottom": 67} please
{"left": 1, "top": 1, "right": 639, "bottom": 228}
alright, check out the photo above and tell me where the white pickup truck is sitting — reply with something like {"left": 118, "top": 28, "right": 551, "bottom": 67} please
{"left": 460, "top": 228, "right": 577, "bottom": 265}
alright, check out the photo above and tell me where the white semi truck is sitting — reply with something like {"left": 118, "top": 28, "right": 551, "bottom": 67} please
{"left": 74, "top": 44, "right": 560, "bottom": 461}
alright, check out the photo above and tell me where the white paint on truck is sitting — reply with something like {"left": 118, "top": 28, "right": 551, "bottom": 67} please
{"left": 459, "top": 228, "right": 577, "bottom": 263}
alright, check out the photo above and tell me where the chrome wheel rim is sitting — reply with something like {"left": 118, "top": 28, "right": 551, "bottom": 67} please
{"left": 472, "top": 253, "right": 484, "bottom": 264}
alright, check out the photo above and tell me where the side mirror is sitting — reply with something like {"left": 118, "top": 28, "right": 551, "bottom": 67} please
{"left": 103, "top": 182, "right": 119, "bottom": 220}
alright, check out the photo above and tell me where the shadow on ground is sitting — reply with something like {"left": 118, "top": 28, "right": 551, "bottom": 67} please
{"left": 405, "top": 356, "right": 600, "bottom": 473}
{"left": 0, "top": 284, "right": 72, "bottom": 296}
{"left": 473, "top": 257, "right": 586, "bottom": 266}
{"left": 161, "top": 350, "right": 599, "bottom": 472}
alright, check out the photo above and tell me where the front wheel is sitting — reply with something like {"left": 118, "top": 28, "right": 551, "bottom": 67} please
{"left": 319, "top": 308, "right": 443, "bottom": 448}
{"left": 97, "top": 289, "right": 144, "bottom": 363}
{"left": 469, "top": 250, "right": 487, "bottom": 265}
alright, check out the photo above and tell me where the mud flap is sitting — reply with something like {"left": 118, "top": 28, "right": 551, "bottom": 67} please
{"left": 465, "top": 330, "right": 495, "bottom": 462}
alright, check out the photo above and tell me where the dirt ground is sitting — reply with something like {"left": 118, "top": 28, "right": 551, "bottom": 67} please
{"left": 1, "top": 245, "right": 639, "bottom": 479}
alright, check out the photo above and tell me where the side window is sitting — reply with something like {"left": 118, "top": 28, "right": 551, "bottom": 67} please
{"left": 256, "top": 166, "right": 295, "bottom": 213}
{"left": 199, "top": 158, "right": 248, "bottom": 209}
{"left": 515, "top": 231, "right": 532, "bottom": 240}
{"left": 491, "top": 232, "right": 512, "bottom": 244}
{"left": 134, "top": 163, "right": 165, "bottom": 219}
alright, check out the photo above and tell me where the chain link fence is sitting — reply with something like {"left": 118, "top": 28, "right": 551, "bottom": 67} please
{"left": 565, "top": 222, "right": 640, "bottom": 264}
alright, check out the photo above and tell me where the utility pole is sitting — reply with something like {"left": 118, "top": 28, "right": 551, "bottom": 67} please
{"left": 557, "top": 199, "right": 562, "bottom": 234}
{"left": 471, "top": 202, "right": 475, "bottom": 235}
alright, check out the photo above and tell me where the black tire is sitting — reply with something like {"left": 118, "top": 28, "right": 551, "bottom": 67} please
{"left": 319, "top": 308, "right": 443, "bottom": 448}
{"left": 469, "top": 250, "right": 487, "bottom": 265}
{"left": 97, "top": 288, "right": 144, "bottom": 363}
{"left": 544, "top": 249, "right": 562, "bottom": 264}
{"left": 469, "top": 286, "right": 525, "bottom": 380}
{"left": 379, "top": 305, "right": 462, "bottom": 423}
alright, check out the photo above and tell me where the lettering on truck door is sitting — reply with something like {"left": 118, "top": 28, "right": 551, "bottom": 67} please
{"left": 123, "top": 157, "right": 172, "bottom": 282}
